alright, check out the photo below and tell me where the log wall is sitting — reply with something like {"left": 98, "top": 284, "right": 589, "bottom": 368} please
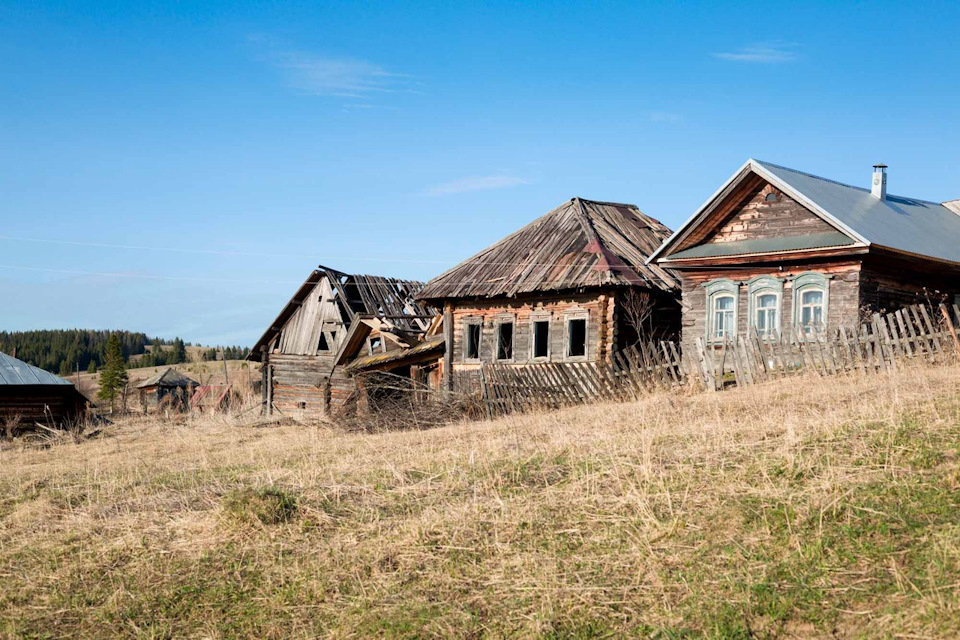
{"left": 678, "top": 261, "right": 862, "bottom": 356}
{"left": 448, "top": 291, "right": 617, "bottom": 371}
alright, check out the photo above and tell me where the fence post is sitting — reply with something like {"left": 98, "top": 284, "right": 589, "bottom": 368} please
{"left": 940, "top": 303, "right": 960, "bottom": 357}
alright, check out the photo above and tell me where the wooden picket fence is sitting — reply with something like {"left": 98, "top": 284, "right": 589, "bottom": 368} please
{"left": 692, "top": 302, "right": 960, "bottom": 390}
{"left": 475, "top": 303, "right": 960, "bottom": 418}
{"left": 478, "top": 340, "right": 685, "bottom": 416}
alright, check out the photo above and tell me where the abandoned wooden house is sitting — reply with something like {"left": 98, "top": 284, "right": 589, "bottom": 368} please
{"left": 649, "top": 159, "right": 960, "bottom": 355}
{"left": 0, "top": 351, "right": 91, "bottom": 432}
{"left": 136, "top": 368, "right": 198, "bottom": 412}
{"left": 416, "top": 197, "right": 680, "bottom": 387}
{"left": 247, "top": 265, "right": 437, "bottom": 415}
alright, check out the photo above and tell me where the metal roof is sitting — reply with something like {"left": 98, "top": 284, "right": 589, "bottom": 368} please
{"left": 754, "top": 160, "right": 960, "bottom": 264}
{"left": 0, "top": 351, "right": 73, "bottom": 386}
{"left": 136, "top": 368, "right": 198, "bottom": 389}
{"left": 652, "top": 158, "right": 960, "bottom": 265}
{"left": 668, "top": 232, "right": 855, "bottom": 260}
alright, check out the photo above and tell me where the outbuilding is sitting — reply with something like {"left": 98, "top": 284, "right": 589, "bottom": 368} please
{"left": 0, "top": 351, "right": 91, "bottom": 433}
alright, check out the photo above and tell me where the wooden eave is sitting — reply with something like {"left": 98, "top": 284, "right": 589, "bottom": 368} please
{"left": 658, "top": 244, "right": 870, "bottom": 269}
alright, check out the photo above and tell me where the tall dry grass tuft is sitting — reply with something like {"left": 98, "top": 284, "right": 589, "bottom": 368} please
{"left": 1, "top": 362, "right": 959, "bottom": 637}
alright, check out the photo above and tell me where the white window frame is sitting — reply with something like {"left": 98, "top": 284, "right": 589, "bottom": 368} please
{"left": 462, "top": 317, "right": 483, "bottom": 363}
{"left": 792, "top": 272, "right": 831, "bottom": 339}
{"left": 704, "top": 279, "right": 739, "bottom": 343}
{"left": 493, "top": 314, "right": 516, "bottom": 362}
{"left": 746, "top": 276, "right": 783, "bottom": 338}
{"left": 563, "top": 311, "right": 590, "bottom": 361}
{"left": 530, "top": 312, "right": 552, "bottom": 361}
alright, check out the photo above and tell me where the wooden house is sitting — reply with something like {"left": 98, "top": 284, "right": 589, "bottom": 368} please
{"left": 136, "top": 368, "right": 198, "bottom": 412}
{"left": 416, "top": 197, "right": 680, "bottom": 386}
{"left": 0, "top": 351, "right": 91, "bottom": 432}
{"left": 649, "top": 159, "right": 960, "bottom": 355}
{"left": 247, "top": 266, "right": 436, "bottom": 415}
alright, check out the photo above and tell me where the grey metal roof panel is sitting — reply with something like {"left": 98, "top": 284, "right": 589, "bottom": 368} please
{"left": 0, "top": 352, "right": 73, "bottom": 386}
{"left": 668, "top": 232, "right": 855, "bottom": 260}
{"left": 754, "top": 160, "right": 960, "bottom": 264}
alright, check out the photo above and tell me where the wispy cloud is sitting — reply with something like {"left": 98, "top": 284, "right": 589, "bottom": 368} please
{"left": 273, "top": 54, "right": 407, "bottom": 97}
{"left": 648, "top": 111, "right": 682, "bottom": 124}
{"left": 712, "top": 42, "right": 799, "bottom": 63}
{"left": 250, "top": 35, "right": 412, "bottom": 99}
{"left": 423, "top": 176, "right": 530, "bottom": 196}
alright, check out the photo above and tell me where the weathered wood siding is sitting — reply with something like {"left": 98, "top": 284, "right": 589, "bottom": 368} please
{"left": 705, "top": 183, "right": 836, "bottom": 245}
{"left": 859, "top": 254, "right": 960, "bottom": 314}
{"left": 269, "top": 353, "right": 355, "bottom": 414}
{"left": 678, "top": 261, "right": 862, "bottom": 355}
{"left": 449, "top": 292, "right": 617, "bottom": 370}
{"left": 0, "top": 386, "right": 86, "bottom": 429}
{"left": 275, "top": 278, "right": 345, "bottom": 356}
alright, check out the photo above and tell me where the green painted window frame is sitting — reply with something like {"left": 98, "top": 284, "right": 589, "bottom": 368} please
{"left": 746, "top": 276, "right": 783, "bottom": 338}
{"left": 704, "top": 279, "right": 739, "bottom": 343}
{"left": 792, "top": 272, "right": 831, "bottom": 339}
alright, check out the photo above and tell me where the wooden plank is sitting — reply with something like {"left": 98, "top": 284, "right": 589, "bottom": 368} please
{"left": 918, "top": 305, "right": 944, "bottom": 357}
{"left": 939, "top": 303, "right": 960, "bottom": 357}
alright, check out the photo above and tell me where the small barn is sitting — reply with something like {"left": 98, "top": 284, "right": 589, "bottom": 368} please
{"left": 137, "top": 368, "right": 198, "bottom": 412}
{"left": 0, "top": 351, "right": 91, "bottom": 433}
{"left": 649, "top": 160, "right": 960, "bottom": 356}
{"left": 247, "top": 265, "right": 437, "bottom": 416}
{"left": 416, "top": 197, "right": 680, "bottom": 388}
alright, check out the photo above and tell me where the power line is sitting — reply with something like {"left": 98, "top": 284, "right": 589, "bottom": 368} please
{"left": 0, "top": 233, "right": 673, "bottom": 271}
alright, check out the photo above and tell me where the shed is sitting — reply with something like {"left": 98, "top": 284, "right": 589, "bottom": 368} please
{"left": 136, "top": 368, "right": 198, "bottom": 412}
{"left": 0, "top": 351, "right": 91, "bottom": 432}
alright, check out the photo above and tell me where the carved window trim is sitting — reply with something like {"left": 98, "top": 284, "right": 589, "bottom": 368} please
{"left": 746, "top": 276, "right": 783, "bottom": 337}
{"left": 704, "top": 279, "right": 739, "bottom": 344}
{"left": 791, "top": 272, "right": 831, "bottom": 339}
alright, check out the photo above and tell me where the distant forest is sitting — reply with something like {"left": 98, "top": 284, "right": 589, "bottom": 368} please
{"left": 0, "top": 330, "right": 250, "bottom": 376}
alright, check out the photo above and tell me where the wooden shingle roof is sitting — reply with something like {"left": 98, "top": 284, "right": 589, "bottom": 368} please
{"left": 417, "top": 197, "right": 679, "bottom": 301}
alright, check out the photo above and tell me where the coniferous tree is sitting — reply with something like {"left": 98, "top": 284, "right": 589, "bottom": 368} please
{"left": 87, "top": 360, "right": 97, "bottom": 374}
{"left": 171, "top": 338, "right": 187, "bottom": 364}
{"left": 98, "top": 334, "right": 129, "bottom": 411}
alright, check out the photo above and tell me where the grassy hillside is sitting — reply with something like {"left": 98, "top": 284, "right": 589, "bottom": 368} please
{"left": 1, "top": 364, "right": 960, "bottom": 638}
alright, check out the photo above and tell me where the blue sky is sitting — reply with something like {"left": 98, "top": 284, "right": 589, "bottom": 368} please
{"left": 2, "top": 1, "right": 959, "bottom": 345}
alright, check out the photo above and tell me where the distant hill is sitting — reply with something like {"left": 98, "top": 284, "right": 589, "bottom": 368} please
{"left": 0, "top": 329, "right": 249, "bottom": 376}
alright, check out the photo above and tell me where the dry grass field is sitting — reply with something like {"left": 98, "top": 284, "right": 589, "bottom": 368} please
{"left": 2, "top": 363, "right": 960, "bottom": 638}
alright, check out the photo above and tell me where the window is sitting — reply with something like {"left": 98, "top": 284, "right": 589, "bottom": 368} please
{"left": 496, "top": 320, "right": 514, "bottom": 361}
{"left": 755, "top": 294, "right": 778, "bottom": 335}
{"left": 712, "top": 296, "right": 735, "bottom": 339}
{"left": 792, "top": 272, "right": 830, "bottom": 338}
{"left": 746, "top": 276, "right": 783, "bottom": 337}
{"left": 566, "top": 316, "right": 587, "bottom": 359}
{"left": 367, "top": 336, "right": 382, "bottom": 355}
{"left": 318, "top": 333, "right": 329, "bottom": 351}
{"left": 764, "top": 192, "right": 779, "bottom": 202}
{"left": 799, "top": 290, "right": 824, "bottom": 333}
{"left": 532, "top": 318, "right": 550, "bottom": 359}
{"left": 704, "top": 279, "right": 739, "bottom": 343}
{"left": 464, "top": 320, "right": 482, "bottom": 361}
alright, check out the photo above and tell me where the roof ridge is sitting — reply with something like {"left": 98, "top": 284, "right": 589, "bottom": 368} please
{"left": 753, "top": 158, "right": 943, "bottom": 206}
